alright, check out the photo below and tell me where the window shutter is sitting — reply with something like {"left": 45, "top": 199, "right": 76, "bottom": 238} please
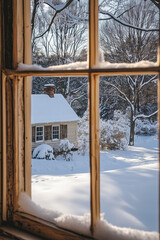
{"left": 32, "top": 126, "right": 35, "bottom": 142}
{"left": 60, "top": 125, "right": 67, "bottom": 139}
{"left": 44, "top": 125, "right": 52, "bottom": 140}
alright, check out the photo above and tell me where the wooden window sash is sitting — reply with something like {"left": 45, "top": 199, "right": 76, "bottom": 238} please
{"left": 1, "top": 0, "right": 160, "bottom": 238}
{"left": 89, "top": 0, "right": 100, "bottom": 233}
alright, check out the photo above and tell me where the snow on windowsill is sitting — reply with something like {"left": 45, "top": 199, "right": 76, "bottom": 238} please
{"left": 52, "top": 138, "right": 59, "bottom": 142}
{"left": 17, "top": 62, "right": 88, "bottom": 71}
{"left": 18, "top": 192, "right": 158, "bottom": 240}
{"left": 17, "top": 60, "right": 158, "bottom": 72}
{"left": 96, "top": 60, "right": 158, "bottom": 69}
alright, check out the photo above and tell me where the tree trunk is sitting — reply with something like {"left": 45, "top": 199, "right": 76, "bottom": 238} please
{"left": 129, "top": 110, "right": 135, "bottom": 146}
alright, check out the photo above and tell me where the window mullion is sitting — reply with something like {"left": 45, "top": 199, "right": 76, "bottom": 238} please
{"left": 24, "top": 0, "right": 32, "bottom": 196}
{"left": 89, "top": 0, "right": 100, "bottom": 233}
{"left": 2, "top": 73, "right": 7, "bottom": 221}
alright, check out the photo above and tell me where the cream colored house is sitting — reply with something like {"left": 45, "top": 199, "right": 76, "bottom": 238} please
{"left": 32, "top": 85, "right": 79, "bottom": 151}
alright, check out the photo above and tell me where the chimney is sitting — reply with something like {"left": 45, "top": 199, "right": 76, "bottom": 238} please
{"left": 44, "top": 84, "right": 55, "bottom": 98}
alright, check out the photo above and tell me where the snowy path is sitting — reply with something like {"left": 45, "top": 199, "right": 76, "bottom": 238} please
{"left": 31, "top": 136, "right": 158, "bottom": 232}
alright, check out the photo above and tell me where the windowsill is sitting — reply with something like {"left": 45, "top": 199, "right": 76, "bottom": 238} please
{"left": 11, "top": 211, "right": 94, "bottom": 240}
{"left": 35, "top": 140, "right": 44, "bottom": 143}
{"left": 3, "top": 62, "right": 160, "bottom": 77}
{"left": 0, "top": 225, "right": 43, "bottom": 240}
{"left": 52, "top": 139, "right": 60, "bottom": 142}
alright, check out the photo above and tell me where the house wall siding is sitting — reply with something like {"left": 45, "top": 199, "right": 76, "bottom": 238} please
{"left": 32, "top": 121, "right": 78, "bottom": 152}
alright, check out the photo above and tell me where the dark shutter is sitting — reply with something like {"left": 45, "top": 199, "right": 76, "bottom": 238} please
{"left": 32, "top": 126, "right": 35, "bottom": 142}
{"left": 60, "top": 125, "right": 67, "bottom": 139}
{"left": 44, "top": 125, "right": 52, "bottom": 140}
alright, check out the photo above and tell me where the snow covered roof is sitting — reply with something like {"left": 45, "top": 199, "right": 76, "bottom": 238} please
{"left": 31, "top": 94, "right": 79, "bottom": 124}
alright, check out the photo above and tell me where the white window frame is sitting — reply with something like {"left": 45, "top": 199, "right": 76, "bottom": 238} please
{"left": 52, "top": 125, "right": 60, "bottom": 140}
{"left": 36, "top": 126, "right": 44, "bottom": 143}
{"left": 0, "top": 0, "right": 159, "bottom": 239}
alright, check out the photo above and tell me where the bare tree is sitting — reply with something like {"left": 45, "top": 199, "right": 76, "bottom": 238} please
{"left": 100, "top": 0, "right": 158, "bottom": 145}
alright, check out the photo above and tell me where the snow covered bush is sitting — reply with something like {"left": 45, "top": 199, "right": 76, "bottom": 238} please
{"left": 78, "top": 109, "right": 129, "bottom": 153}
{"left": 78, "top": 109, "right": 89, "bottom": 155}
{"left": 32, "top": 144, "right": 55, "bottom": 160}
{"left": 135, "top": 119, "right": 157, "bottom": 136}
{"left": 55, "top": 139, "right": 74, "bottom": 161}
{"left": 100, "top": 110, "right": 129, "bottom": 150}
{"left": 58, "top": 139, "right": 74, "bottom": 152}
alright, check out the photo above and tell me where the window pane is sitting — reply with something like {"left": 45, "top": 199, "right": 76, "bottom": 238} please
{"left": 99, "top": 0, "right": 159, "bottom": 64}
{"left": 31, "top": 0, "right": 88, "bottom": 67}
{"left": 31, "top": 76, "right": 90, "bottom": 223}
{"left": 99, "top": 74, "right": 158, "bottom": 231}
{"left": 36, "top": 126, "right": 43, "bottom": 142}
{"left": 52, "top": 126, "right": 60, "bottom": 140}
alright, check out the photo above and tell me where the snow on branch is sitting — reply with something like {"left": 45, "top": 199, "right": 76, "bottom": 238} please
{"left": 99, "top": 8, "right": 159, "bottom": 32}
{"left": 33, "top": 0, "right": 74, "bottom": 40}
{"left": 134, "top": 110, "right": 158, "bottom": 121}
{"left": 44, "top": 0, "right": 73, "bottom": 12}
{"left": 70, "top": 93, "right": 87, "bottom": 106}
{"left": 72, "top": 83, "right": 87, "bottom": 94}
{"left": 104, "top": 81, "right": 134, "bottom": 112}
{"left": 150, "top": 0, "right": 160, "bottom": 9}
{"left": 127, "top": 77, "right": 134, "bottom": 93}
{"left": 140, "top": 75, "right": 158, "bottom": 90}
{"left": 65, "top": 9, "right": 88, "bottom": 23}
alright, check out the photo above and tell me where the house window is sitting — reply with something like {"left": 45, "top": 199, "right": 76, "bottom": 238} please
{"left": 36, "top": 126, "right": 44, "bottom": 142}
{"left": 52, "top": 126, "right": 60, "bottom": 140}
{"left": 0, "top": 0, "right": 159, "bottom": 239}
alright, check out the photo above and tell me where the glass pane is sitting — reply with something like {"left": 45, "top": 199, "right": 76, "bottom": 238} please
{"left": 99, "top": 74, "right": 158, "bottom": 231}
{"left": 31, "top": 76, "right": 90, "bottom": 224}
{"left": 99, "top": 0, "right": 159, "bottom": 64}
{"left": 31, "top": 0, "right": 88, "bottom": 67}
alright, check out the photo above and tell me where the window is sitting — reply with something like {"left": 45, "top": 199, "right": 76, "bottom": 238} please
{"left": 0, "top": 0, "right": 159, "bottom": 239}
{"left": 52, "top": 125, "right": 60, "bottom": 140}
{"left": 36, "top": 126, "right": 44, "bottom": 142}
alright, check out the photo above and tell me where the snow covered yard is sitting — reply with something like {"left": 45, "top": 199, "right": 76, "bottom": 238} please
{"left": 31, "top": 135, "right": 158, "bottom": 236}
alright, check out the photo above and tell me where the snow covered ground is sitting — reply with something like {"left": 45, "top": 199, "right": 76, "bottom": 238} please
{"left": 31, "top": 135, "right": 158, "bottom": 235}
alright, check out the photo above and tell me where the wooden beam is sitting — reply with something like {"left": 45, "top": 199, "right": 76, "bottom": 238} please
{"left": 12, "top": 76, "right": 19, "bottom": 211}
{"left": 89, "top": 0, "right": 100, "bottom": 233}
{"left": 13, "top": 212, "right": 94, "bottom": 240}
{"left": 2, "top": 73, "right": 7, "bottom": 221}
{"left": 89, "top": 73, "right": 100, "bottom": 233}
{"left": 3, "top": 66, "right": 160, "bottom": 77}
{"left": 24, "top": 0, "right": 36, "bottom": 196}
{"left": 13, "top": 0, "right": 23, "bottom": 68}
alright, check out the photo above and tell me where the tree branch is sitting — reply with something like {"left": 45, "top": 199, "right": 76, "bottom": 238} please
{"left": 70, "top": 93, "right": 87, "bottom": 107}
{"left": 31, "top": 0, "right": 39, "bottom": 33}
{"left": 33, "top": 0, "right": 74, "bottom": 41}
{"left": 150, "top": 0, "right": 160, "bottom": 9}
{"left": 99, "top": 8, "right": 159, "bottom": 32}
{"left": 140, "top": 75, "right": 157, "bottom": 90}
{"left": 104, "top": 81, "right": 134, "bottom": 112}
{"left": 134, "top": 110, "right": 158, "bottom": 121}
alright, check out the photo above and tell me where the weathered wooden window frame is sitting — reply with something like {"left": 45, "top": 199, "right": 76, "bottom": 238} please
{"left": 1, "top": 0, "right": 160, "bottom": 239}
